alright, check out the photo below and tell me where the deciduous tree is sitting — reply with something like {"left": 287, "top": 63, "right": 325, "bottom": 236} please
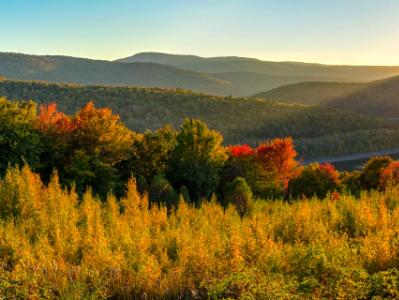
{"left": 168, "top": 119, "right": 227, "bottom": 202}
{"left": 0, "top": 98, "right": 42, "bottom": 175}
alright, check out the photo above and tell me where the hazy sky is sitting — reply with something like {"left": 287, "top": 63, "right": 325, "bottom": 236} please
{"left": 1, "top": 0, "right": 399, "bottom": 65}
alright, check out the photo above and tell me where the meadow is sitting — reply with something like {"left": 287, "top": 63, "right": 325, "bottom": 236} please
{"left": 1, "top": 165, "right": 399, "bottom": 299}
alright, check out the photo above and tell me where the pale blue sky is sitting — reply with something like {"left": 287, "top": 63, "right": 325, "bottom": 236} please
{"left": 1, "top": 0, "right": 399, "bottom": 65}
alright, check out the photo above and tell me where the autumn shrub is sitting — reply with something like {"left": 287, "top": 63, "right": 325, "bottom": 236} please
{"left": 368, "top": 268, "right": 399, "bottom": 298}
{"left": 341, "top": 170, "right": 361, "bottom": 196}
{"left": 0, "top": 165, "right": 398, "bottom": 298}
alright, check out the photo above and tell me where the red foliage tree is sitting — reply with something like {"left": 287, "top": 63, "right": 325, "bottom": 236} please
{"left": 380, "top": 161, "right": 399, "bottom": 189}
{"left": 223, "top": 144, "right": 257, "bottom": 194}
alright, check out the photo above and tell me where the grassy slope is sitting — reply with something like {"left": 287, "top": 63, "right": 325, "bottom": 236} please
{"left": 1, "top": 79, "right": 398, "bottom": 158}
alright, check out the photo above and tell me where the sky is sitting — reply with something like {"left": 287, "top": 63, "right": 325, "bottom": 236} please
{"left": 1, "top": 0, "right": 399, "bottom": 65}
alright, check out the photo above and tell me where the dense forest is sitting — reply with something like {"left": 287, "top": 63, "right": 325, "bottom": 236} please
{"left": 2, "top": 96, "right": 399, "bottom": 298}
{"left": 2, "top": 78, "right": 399, "bottom": 158}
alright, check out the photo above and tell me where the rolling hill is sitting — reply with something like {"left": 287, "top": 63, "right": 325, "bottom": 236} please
{"left": 327, "top": 75, "right": 399, "bottom": 118}
{"left": 2, "top": 52, "right": 399, "bottom": 97}
{"left": 1, "top": 78, "right": 399, "bottom": 158}
{"left": 254, "top": 81, "right": 367, "bottom": 105}
{"left": 117, "top": 52, "right": 399, "bottom": 81}
{"left": 212, "top": 72, "right": 342, "bottom": 96}
{"left": 255, "top": 75, "right": 399, "bottom": 119}
{"left": 0, "top": 52, "right": 345, "bottom": 97}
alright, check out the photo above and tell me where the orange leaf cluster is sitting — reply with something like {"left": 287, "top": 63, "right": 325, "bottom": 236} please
{"left": 380, "top": 161, "right": 399, "bottom": 188}
{"left": 319, "top": 163, "right": 341, "bottom": 185}
{"left": 36, "top": 103, "right": 74, "bottom": 134}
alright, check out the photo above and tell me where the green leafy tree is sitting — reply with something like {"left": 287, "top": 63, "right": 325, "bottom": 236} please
{"left": 125, "top": 125, "right": 177, "bottom": 181}
{"left": 0, "top": 98, "right": 42, "bottom": 176}
{"left": 65, "top": 150, "right": 119, "bottom": 197}
{"left": 224, "top": 177, "right": 254, "bottom": 217}
{"left": 149, "top": 174, "right": 179, "bottom": 208}
{"left": 167, "top": 119, "right": 227, "bottom": 203}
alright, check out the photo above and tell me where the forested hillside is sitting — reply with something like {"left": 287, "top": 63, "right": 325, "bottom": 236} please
{"left": 212, "top": 71, "right": 341, "bottom": 96}
{"left": 255, "top": 75, "right": 399, "bottom": 119}
{"left": 254, "top": 81, "right": 366, "bottom": 105}
{"left": 328, "top": 75, "right": 399, "bottom": 118}
{"left": 1, "top": 79, "right": 398, "bottom": 158}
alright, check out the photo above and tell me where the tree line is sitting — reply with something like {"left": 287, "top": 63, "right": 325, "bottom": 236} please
{"left": 2, "top": 78, "right": 398, "bottom": 158}
{"left": 2, "top": 97, "right": 399, "bottom": 215}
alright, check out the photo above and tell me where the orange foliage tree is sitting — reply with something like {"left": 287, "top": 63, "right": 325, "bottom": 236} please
{"left": 35, "top": 102, "right": 134, "bottom": 196}
{"left": 256, "top": 137, "right": 299, "bottom": 194}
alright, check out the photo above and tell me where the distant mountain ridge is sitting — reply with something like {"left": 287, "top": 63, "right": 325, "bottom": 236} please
{"left": 2, "top": 51, "right": 399, "bottom": 97}
{"left": 117, "top": 52, "right": 399, "bottom": 80}
{"left": 0, "top": 52, "right": 342, "bottom": 96}
{"left": 0, "top": 52, "right": 232, "bottom": 95}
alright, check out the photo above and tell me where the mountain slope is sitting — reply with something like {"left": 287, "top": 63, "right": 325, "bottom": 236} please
{"left": 117, "top": 52, "right": 399, "bottom": 81}
{"left": 327, "top": 76, "right": 399, "bottom": 118}
{"left": 254, "top": 81, "right": 367, "bottom": 105}
{"left": 214, "top": 72, "right": 343, "bottom": 96}
{"left": 1, "top": 78, "right": 398, "bottom": 158}
{"left": 0, "top": 52, "right": 232, "bottom": 95}
{"left": 254, "top": 75, "right": 399, "bottom": 120}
